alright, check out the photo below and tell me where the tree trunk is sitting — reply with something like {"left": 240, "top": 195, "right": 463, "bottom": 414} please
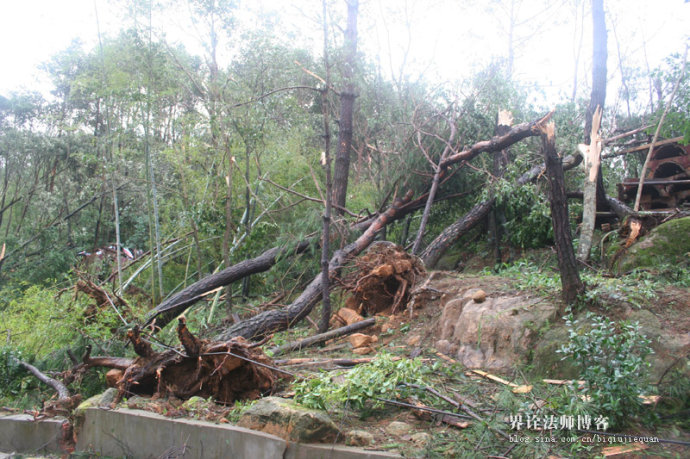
{"left": 541, "top": 122, "right": 584, "bottom": 306}
{"left": 421, "top": 199, "right": 495, "bottom": 268}
{"left": 422, "top": 147, "right": 584, "bottom": 269}
{"left": 319, "top": 0, "right": 334, "bottom": 333}
{"left": 332, "top": 0, "right": 359, "bottom": 215}
{"left": 488, "top": 110, "right": 513, "bottom": 264}
{"left": 577, "top": 106, "right": 603, "bottom": 261}
{"left": 585, "top": 0, "right": 609, "bottom": 212}
{"left": 144, "top": 241, "right": 311, "bottom": 331}
{"left": 216, "top": 191, "right": 412, "bottom": 341}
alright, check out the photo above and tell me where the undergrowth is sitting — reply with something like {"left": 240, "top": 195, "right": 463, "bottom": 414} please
{"left": 486, "top": 259, "right": 684, "bottom": 308}
{"left": 293, "top": 352, "right": 434, "bottom": 414}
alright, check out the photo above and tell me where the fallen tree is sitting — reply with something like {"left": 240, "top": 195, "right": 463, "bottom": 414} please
{"left": 144, "top": 240, "right": 311, "bottom": 330}
{"left": 422, "top": 149, "right": 583, "bottom": 268}
{"left": 215, "top": 190, "right": 413, "bottom": 341}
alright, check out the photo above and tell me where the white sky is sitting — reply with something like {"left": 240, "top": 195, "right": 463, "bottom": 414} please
{"left": 0, "top": 0, "right": 688, "bottom": 105}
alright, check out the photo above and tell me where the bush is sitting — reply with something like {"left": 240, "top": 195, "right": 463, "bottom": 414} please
{"left": 557, "top": 313, "right": 653, "bottom": 427}
{"left": 293, "top": 352, "right": 432, "bottom": 413}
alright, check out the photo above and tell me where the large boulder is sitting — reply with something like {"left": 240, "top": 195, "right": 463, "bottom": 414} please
{"left": 616, "top": 216, "right": 690, "bottom": 272}
{"left": 237, "top": 397, "right": 340, "bottom": 443}
{"left": 435, "top": 287, "right": 557, "bottom": 372}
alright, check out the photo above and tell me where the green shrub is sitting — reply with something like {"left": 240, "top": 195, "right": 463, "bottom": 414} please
{"left": 557, "top": 313, "right": 653, "bottom": 427}
{"left": 293, "top": 352, "right": 433, "bottom": 413}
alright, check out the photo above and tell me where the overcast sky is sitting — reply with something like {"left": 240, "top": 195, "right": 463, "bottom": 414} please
{"left": 0, "top": 0, "right": 688, "bottom": 105}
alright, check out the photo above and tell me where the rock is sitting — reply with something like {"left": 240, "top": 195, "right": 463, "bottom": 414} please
{"left": 616, "top": 216, "right": 690, "bottom": 272}
{"left": 385, "top": 421, "right": 413, "bottom": 436}
{"left": 74, "top": 388, "right": 118, "bottom": 417}
{"left": 436, "top": 288, "right": 557, "bottom": 372}
{"left": 411, "top": 432, "right": 431, "bottom": 446}
{"left": 238, "top": 396, "right": 340, "bottom": 443}
{"left": 346, "top": 429, "right": 374, "bottom": 446}
{"left": 471, "top": 289, "right": 486, "bottom": 303}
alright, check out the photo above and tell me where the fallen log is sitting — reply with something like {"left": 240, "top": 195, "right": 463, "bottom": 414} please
{"left": 421, "top": 150, "right": 583, "bottom": 268}
{"left": 268, "top": 317, "right": 376, "bottom": 356}
{"left": 440, "top": 111, "right": 554, "bottom": 169}
{"left": 215, "top": 191, "right": 413, "bottom": 341}
{"left": 144, "top": 240, "right": 312, "bottom": 331}
{"left": 13, "top": 357, "right": 70, "bottom": 401}
{"left": 274, "top": 356, "right": 383, "bottom": 367}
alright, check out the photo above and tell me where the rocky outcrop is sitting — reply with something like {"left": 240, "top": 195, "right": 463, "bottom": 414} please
{"left": 435, "top": 288, "right": 556, "bottom": 372}
{"left": 237, "top": 396, "right": 340, "bottom": 443}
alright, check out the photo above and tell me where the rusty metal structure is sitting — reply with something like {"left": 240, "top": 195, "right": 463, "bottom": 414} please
{"left": 618, "top": 142, "right": 690, "bottom": 210}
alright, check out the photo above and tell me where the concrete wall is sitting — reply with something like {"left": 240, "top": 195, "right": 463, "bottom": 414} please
{"left": 2, "top": 408, "right": 400, "bottom": 458}
{"left": 0, "top": 414, "right": 66, "bottom": 455}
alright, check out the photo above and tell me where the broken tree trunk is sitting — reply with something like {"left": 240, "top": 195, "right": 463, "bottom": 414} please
{"left": 439, "top": 111, "right": 553, "bottom": 168}
{"left": 215, "top": 191, "right": 413, "bottom": 341}
{"left": 269, "top": 317, "right": 376, "bottom": 356}
{"left": 421, "top": 145, "right": 584, "bottom": 268}
{"left": 541, "top": 122, "right": 584, "bottom": 305}
{"left": 577, "top": 105, "right": 603, "bottom": 262}
{"left": 144, "top": 240, "right": 311, "bottom": 331}
{"left": 419, "top": 112, "right": 555, "bottom": 267}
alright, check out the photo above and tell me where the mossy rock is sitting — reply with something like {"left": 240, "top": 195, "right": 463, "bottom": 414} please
{"left": 237, "top": 396, "right": 340, "bottom": 443}
{"left": 616, "top": 217, "right": 690, "bottom": 272}
{"left": 530, "top": 327, "right": 578, "bottom": 379}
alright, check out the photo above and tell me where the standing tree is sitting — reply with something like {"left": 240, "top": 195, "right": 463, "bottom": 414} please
{"left": 541, "top": 122, "right": 584, "bottom": 306}
{"left": 577, "top": 0, "right": 608, "bottom": 262}
{"left": 318, "top": 0, "right": 334, "bottom": 334}
{"left": 332, "top": 0, "right": 359, "bottom": 215}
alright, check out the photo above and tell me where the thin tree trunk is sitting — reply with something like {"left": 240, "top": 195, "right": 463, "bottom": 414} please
{"left": 332, "top": 0, "right": 359, "bottom": 215}
{"left": 488, "top": 110, "right": 513, "bottom": 264}
{"left": 633, "top": 44, "right": 688, "bottom": 212}
{"left": 319, "top": 0, "right": 334, "bottom": 333}
{"left": 411, "top": 115, "right": 457, "bottom": 255}
{"left": 541, "top": 122, "right": 584, "bottom": 306}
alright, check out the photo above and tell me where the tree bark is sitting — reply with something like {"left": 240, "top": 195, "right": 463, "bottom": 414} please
{"left": 421, "top": 199, "right": 495, "bottom": 268}
{"left": 319, "top": 0, "right": 334, "bottom": 334}
{"left": 215, "top": 190, "right": 412, "bottom": 341}
{"left": 144, "top": 241, "right": 311, "bottom": 330}
{"left": 488, "top": 110, "right": 513, "bottom": 264}
{"left": 584, "top": 0, "right": 609, "bottom": 212}
{"left": 332, "top": 0, "right": 359, "bottom": 215}
{"left": 577, "top": 106, "right": 603, "bottom": 261}
{"left": 269, "top": 317, "right": 376, "bottom": 356}
{"left": 541, "top": 122, "right": 584, "bottom": 305}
